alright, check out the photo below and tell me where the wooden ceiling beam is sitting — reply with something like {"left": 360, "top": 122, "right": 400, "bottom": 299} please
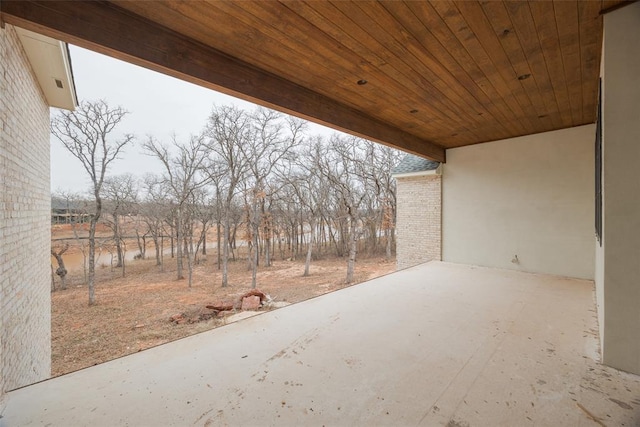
{"left": 0, "top": 0, "right": 445, "bottom": 162}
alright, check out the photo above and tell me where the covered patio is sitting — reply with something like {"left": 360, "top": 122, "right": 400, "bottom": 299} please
{"left": 1, "top": 2, "right": 640, "bottom": 424}
{"left": 4, "top": 262, "right": 639, "bottom": 426}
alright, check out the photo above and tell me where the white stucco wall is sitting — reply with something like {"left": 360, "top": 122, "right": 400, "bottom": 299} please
{"left": 442, "top": 125, "right": 595, "bottom": 279}
{"left": 599, "top": 1, "right": 640, "bottom": 375}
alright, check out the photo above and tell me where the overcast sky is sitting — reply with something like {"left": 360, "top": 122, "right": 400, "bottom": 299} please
{"left": 51, "top": 45, "right": 333, "bottom": 194}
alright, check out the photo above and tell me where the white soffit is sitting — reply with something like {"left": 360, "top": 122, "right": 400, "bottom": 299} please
{"left": 15, "top": 27, "right": 77, "bottom": 111}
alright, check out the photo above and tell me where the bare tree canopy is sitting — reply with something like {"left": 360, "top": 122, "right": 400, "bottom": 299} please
{"left": 144, "top": 134, "right": 209, "bottom": 286}
{"left": 102, "top": 174, "right": 138, "bottom": 273}
{"left": 140, "top": 174, "right": 171, "bottom": 267}
{"left": 51, "top": 101, "right": 402, "bottom": 296}
{"left": 204, "top": 105, "right": 254, "bottom": 288}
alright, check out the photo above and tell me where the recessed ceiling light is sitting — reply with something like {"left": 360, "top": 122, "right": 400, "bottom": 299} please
{"left": 357, "top": 79, "right": 368, "bottom": 85}
{"left": 518, "top": 74, "right": 531, "bottom": 81}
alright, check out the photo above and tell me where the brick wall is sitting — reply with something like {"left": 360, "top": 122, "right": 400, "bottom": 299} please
{"left": 0, "top": 25, "right": 52, "bottom": 394}
{"left": 395, "top": 174, "right": 441, "bottom": 270}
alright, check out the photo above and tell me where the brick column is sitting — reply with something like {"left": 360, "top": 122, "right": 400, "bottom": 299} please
{"left": 395, "top": 174, "right": 441, "bottom": 270}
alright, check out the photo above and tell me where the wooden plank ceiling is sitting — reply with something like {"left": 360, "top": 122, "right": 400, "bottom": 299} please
{"left": 1, "top": 1, "right": 627, "bottom": 162}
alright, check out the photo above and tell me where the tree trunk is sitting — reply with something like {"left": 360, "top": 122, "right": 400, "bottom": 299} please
{"left": 318, "top": 218, "right": 324, "bottom": 251}
{"left": 170, "top": 232, "right": 175, "bottom": 258}
{"left": 116, "top": 240, "right": 124, "bottom": 267}
{"left": 194, "top": 230, "right": 204, "bottom": 265}
{"left": 391, "top": 228, "right": 396, "bottom": 254}
{"left": 251, "top": 230, "right": 258, "bottom": 289}
{"left": 251, "top": 199, "right": 260, "bottom": 288}
{"left": 216, "top": 221, "right": 221, "bottom": 270}
{"left": 51, "top": 246, "right": 69, "bottom": 290}
{"left": 251, "top": 239, "right": 258, "bottom": 289}
{"left": 222, "top": 211, "right": 230, "bottom": 287}
{"left": 327, "top": 221, "right": 341, "bottom": 257}
{"left": 304, "top": 237, "right": 313, "bottom": 277}
{"left": 121, "top": 239, "right": 126, "bottom": 278}
{"left": 385, "top": 228, "right": 392, "bottom": 260}
{"left": 346, "top": 216, "right": 357, "bottom": 284}
{"left": 135, "top": 229, "right": 145, "bottom": 259}
{"left": 247, "top": 242, "right": 253, "bottom": 271}
{"left": 340, "top": 219, "right": 348, "bottom": 256}
{"left": 88, "top": 217, "right": 97, "bottom": 305}
{"left": 160, "top": 235, "right": 165, "bottom": 272}
{"left": 202, "top": 231, "right": 207, "bottom": 255}
{"left": 176, "top": 210, "right": 184, "bottom": 280}
{"left": 230, "top": 223, "right": 238, "bottom": 261}
{"left": 303, "top": 218, "right": 315, "bottom": 276}
{"left": 265, "top": 236, "right": 271, "bottom": 267}
{"left": 292, "top": 222, "right": 298, "bottom": 260}
{"left": 153, "top": 235, "right": 161, "bottom": 266}
{"left": 114, "top": 216, "right": 123, "bottom": 268}
{"left": 262, "top": 200, "right": 271, "bottom": 267}
{"left": 187, "top": 230, "right": 194, "bottom": 288}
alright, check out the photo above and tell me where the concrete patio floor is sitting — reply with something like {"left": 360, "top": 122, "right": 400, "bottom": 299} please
{"left": 2, "top": 262, "right": 640, "bottom": 426}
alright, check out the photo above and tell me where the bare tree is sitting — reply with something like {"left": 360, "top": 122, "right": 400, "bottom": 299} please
{"left": 349, "top": 141, "right": 402, "bottom": 257}
{"left": 144, "top": 134, "right": 209, "bottom": 286}
{"left": 204, "top": 106, "right": 253, "bottom": 288}
{"left": 362, "top": 143, "right": 401, "bottom": 258}
{"left": 102, "top": 174, "right": 138, "bottom": 275}
{"left": 190, "top": 188, "right": 214, "bottom": 263}
{"left": 51, "top": 100, "right": 134, "bottom": 305}
{"left": 206, "top": 172, "right": 226, "bottom": 270}
{"left": 242, "top": 109, "right": 305, "bottom": 288}
{"left": 51, "top": 243, "right": 69, "bottom": 290}
{"left": 141, "top": 174, "right": 170, "bottom": 267}
{"left": 316, "top": 135, "right": 370, "bottom": 283}
{"left": 287, "top": 136, "right": 330, "bottom": 276}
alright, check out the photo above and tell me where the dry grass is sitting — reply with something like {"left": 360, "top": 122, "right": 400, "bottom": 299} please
{"left": 51, "top": 250, "right": 395, "bottom": 377}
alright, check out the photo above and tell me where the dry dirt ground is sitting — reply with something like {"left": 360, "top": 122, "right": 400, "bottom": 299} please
{"left": 50, "top": 225, "right": 396, "bottom": 377}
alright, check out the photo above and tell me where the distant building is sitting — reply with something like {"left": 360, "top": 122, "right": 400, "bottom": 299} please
{"left": 51, "top": 197, "right": 92, "bottom": 224}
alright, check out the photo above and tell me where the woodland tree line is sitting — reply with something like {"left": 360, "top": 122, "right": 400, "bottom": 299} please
{"left": 51, "top": 100, "right": 402, "bottom": 305}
